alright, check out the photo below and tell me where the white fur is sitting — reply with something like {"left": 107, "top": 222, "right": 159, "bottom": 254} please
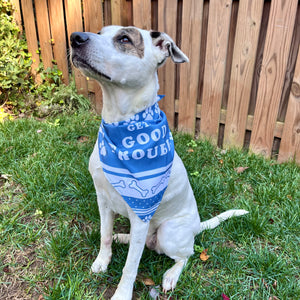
{"left": 71, "top": 26, "right": 248, "bottom": 300}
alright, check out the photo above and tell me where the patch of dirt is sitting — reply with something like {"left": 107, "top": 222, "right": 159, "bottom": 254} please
{"left": 0, "top": 245, "right": 45, "bottom": 300}
{"left": 102, "top": 287, "right": 140, "bottom": 300}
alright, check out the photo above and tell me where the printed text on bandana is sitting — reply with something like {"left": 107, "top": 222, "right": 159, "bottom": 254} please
{"left": 98, "top": 99, "right": 174, "bottom": 222}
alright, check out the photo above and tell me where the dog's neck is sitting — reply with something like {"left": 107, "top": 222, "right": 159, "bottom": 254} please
{"left": 100, "top": 73, "right": 159, "bottom": 123}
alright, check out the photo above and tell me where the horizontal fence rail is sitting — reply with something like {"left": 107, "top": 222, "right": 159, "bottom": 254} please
{"left": 11, "top": 0, "right": 300, "bottom": 163}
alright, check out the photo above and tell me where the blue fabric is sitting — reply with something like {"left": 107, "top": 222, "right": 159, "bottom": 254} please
{"left": 98, "top": 95, "right": 174, "bottom": 222}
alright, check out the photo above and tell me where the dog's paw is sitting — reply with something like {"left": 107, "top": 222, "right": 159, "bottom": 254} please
{"left": 91, "top": 259, "right": 108, "bottom": 273}
{"left": 162, "top": 260, "right": 186, "bottom": 293}
{"left": 162, "top": 272, "right": 178, "bottom": 293}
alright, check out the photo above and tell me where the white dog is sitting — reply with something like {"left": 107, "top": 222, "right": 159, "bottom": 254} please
{"left": 70, "top": 26, "right": 248, "bottom": 300}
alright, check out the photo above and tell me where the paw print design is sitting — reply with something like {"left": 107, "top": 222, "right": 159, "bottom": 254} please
{"left": 99, "top": 125, "right": 105, "bottom": 137}
{"left": 99, "top": 141, "right": 107, "bottom": 156}
{"left": 142, "top": 106, "right": 154, "bottom": 120}
{"left": 154, "top": 103, "right": 160, "bottom": 114}
{"left": 142, "top": 215, "right": 153, "bottom": 222}
{"left": 123, "top": 114, "right": 140, "bottom": 126}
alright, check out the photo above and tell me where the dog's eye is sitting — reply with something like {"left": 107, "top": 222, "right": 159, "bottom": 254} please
{"left": 119, "top": 36, "right": 131, "bottom": 44}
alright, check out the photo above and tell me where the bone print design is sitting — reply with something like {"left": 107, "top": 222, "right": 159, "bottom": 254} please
{"left": 129, "top": 180, "right": 149, "bottom": 198}
{"left": 151, "top": 169, "right": 171, "bottom": 194}
{"left": 111, "top": 180, "right": 126, "bottom": 189}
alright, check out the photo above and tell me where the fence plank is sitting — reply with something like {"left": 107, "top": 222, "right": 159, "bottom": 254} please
{"left": 248, "top": 2, "right": 270, "bottom": 116}
{"left": 178, "top": 0, "right": 203, "bottom": 134}
{"left": 83, "top": 0, "right": 103, "bottom": 32}
{"left": 132, "top": 0, "right": 151, "bottom": 30}
{"left": 223, "top": 0, "right": 264, "bottom": 148}
{"left": 10, "top": 0, "right": 22, "bottom": 33}
{"left": 20, "top": 0, "right": 41, "bottom": 83}
{"left": 83, "top": 0, "right": 104, "bottom": 113}
{"left": 64, "top": 0, "right": 88, "bottom": 97}
{"left": 278, "top": 7, "right": 300, "bottom": 122}
{"left": 249, "top": 0, "right": 298, "bottom": 157}
{"left": 157, "top": 0, "right": 178, "bottom": 129}
{"left": 200, "top": 0, "right": 232, "bottom": 143}
{"left": 278, "top": 46, "right": 300, "bottom": 163}
{"left": 111, "top": 0, "right": 127, "bottom": 25}
{"left": 48, "top": 0, "right": 69, "bottom": 84}
{"left": 34, "top": 0, "right": 53, "bottom": 70}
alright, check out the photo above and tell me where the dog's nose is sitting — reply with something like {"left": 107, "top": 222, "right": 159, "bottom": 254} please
{"left": 70, "top": 32, "right": 89, "bottom": 48}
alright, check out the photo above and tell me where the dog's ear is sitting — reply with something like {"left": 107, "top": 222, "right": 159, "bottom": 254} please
{"left": 150, "top": 30, "right": 189, "bottom": 65}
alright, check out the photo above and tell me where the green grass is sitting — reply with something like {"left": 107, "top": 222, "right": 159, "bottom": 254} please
{"left": 0, "top": 111, "right": 299, "bottom": 299}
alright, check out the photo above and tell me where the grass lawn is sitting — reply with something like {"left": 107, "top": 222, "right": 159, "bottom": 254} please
{"left": 0, "top": 111, "right": 299, "bottom": 299}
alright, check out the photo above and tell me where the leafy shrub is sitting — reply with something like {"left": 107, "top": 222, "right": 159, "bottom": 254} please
{"left": 0, "top": 0, "right": 90, "bottom": 116}
{"left": 0, "top": 0, "right": 33, "bottom": 103}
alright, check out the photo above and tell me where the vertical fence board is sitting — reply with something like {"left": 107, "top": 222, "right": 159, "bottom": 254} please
{"left": 157, "top": 0, "right": 178, "bottom": 129}
{"left": 248, "top": 1, "right": 270, "bottom": 116}
{"left": 224, "top": 0, "right": 264, "bottom": 148}
{"left": 104, "top": 0, "right": 112, "bottom": 25}
{"left": 83, "top": 0, "right": 104, "bottom": 113}
{"left": 111, "top": 0, "right": 127, "bottom": 25}
{"left": 178, "top": 0, "right": 203, "bottom": 134}
{"left": 200, "top": 0, "right": 232, "bottom": 143}
{"left": 48, "top": 0, "right": 69, "bottom": 84}
{"left": 83, "top": 0, "right": 103, "bottom": 32}
{"left": 221, "top": 0, "right": 239, "bottom": 110}
{"left": 64, "top": 0, "right": 88, "bottom": 97}
{"left": 132, "top": 0, "right": 151, "bottom": 30}
{"left": 278, "top": 46, "right": 300, "bottom": 163}
{"left": 249, "top": 0, "right": 298, "bottom": 157}
{"left": 34, "top": 0, "right": 53, "bottom": 70}
{"left": 20, "top": 0, "right": 41, "bottom": 82}
{"left": 10, "top": 0, "right": 22, "bottom": 33}
{"left": 278, "top": 7, "right": 300, "bottom": 122}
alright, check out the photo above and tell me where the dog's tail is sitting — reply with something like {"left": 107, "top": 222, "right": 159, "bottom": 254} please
{"left": 199, "top": 209, "right": 248, "bottom": 232}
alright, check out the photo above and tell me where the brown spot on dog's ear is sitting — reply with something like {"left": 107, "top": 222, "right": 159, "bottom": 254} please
{"left": 113, "top": 27, "right": 144, "bottom": 58}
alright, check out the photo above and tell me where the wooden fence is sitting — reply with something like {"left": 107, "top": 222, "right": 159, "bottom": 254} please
{"left": 10, "top": 0, "right": 300, "bottom": 163}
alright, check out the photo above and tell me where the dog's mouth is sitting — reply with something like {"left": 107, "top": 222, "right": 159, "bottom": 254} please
{"left": 72, "top": 55, "right": 111, "bottom": 81}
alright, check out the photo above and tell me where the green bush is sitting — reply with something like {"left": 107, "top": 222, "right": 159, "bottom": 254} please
{"left": 0, "top": 0, "right": 90, "bottom": 116}
{"left": 0, "top": 0, "right": 33, "bottom": 104}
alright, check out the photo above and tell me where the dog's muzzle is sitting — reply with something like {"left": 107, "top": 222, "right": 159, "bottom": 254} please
{"left": 70, "top": 32, "right": 112, "bottom": 81}
{"left": 70, "top": 32, "right": 89, "bottom": 48}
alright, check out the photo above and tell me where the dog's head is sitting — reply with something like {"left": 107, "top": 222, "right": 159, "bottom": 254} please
{"left": 70, "top": 26, "right": 188, "bottom": 87}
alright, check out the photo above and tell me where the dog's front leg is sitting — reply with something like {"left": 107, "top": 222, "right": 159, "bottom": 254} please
{"left": 91, "top": 197, "right": 114, "bottom": 274}
{"left": 112, "top": 212, "right": 149, "bottom": 300}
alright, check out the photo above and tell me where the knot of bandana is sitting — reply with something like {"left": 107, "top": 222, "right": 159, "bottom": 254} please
{"left": 98, "top": 96, "right": 174, "bottom": 222}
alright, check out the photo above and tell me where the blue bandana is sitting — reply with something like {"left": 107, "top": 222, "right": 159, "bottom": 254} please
{"left": 98, "top": 95, "right": 174, "bottom": 222}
